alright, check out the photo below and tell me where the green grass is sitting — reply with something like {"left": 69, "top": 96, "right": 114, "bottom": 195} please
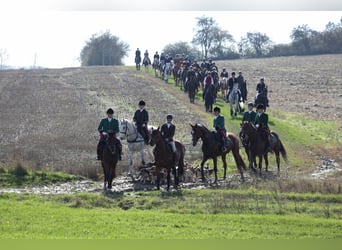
{"left": 1, "top": 190, "right": 342, "bottom": 239}
{"left": 0, "top": 163, "right": 77, "bottom": 188}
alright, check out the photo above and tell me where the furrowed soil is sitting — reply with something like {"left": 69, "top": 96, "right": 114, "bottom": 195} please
{"left": 0, "top": 54, "right": 341, "bottom": 193}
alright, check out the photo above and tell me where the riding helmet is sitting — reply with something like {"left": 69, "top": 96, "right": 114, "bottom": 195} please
{"left": 213, "top": 107, "right": 220, "bottom": 112}
{"left": 138, "top": 100, "right": 146, "bottom": 106}
{"left": 248, "top": 102, "right": 254, "bottom": 107}
{"left": 166, "top": 114, "right": 173, "bottom": 120}
{"left": 106, "top": 108, "right": 114, "bottom": 114}
{"left": 256, "top": 104, "right": 264, "bottom": 110}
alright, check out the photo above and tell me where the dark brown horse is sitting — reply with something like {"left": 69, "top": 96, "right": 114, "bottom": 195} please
{"left": 101, "top": 131, "right": 119, "bottom": 190}
{"left": 149, "top": 127, "right": 185, "bottom": 190}
{"left": 189, "top": 123, "right": 246, "bottom": 182}
{"left": 240, "top": 121, "right": 287, "bottom": 173}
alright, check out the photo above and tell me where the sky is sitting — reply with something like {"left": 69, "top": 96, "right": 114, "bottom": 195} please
{"left": 0, "top": 1, "right": 341, "bottom": 68}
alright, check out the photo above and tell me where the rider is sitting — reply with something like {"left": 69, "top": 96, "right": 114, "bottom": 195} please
{"left": 226, "top": 72, "right": 237, "bottom": 103}
{"left": 133, "top": 100, "right": 150, "bottom": 145}
{"left": 97, "top": 108, "right": 122, "bottom": 161}
{"left": 135, "top": 48, "right": 141, "bottom": 60}
{"left": 143, "top": 50, "right": 151, "bottom": 65}
{"left": 256, "top": 77, "right": 266, "bottom": 94}
{"left": 242, "top": 102, "right": 257, "bottom": 122}
{"left": 255, "top": 77, "right": 269, "bottom": 107}
{"left": 213, "top": 107, "right": 228, "bottom": 153}
{"left": 160, "top": 114, "right": 177, "bottom": 165}
{"left": 254, "top": 104, "right": 271, "bottom": 153}
{"left": 237, "top": 71, "right": 247, "bottom": 102}
{"left": 220, "top": 68, "right": 229, "bottom": 78}
{"left": 153, "top": 51, "right": 159, "bottom": 61}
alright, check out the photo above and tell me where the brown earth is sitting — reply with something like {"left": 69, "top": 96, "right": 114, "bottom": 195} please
{"left": 0, "top": 54, "right": 341, "bottom": 191}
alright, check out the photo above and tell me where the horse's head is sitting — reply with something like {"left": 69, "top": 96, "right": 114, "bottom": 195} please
{"left": 105, "top": 130, "right": 117, "bottom": 155}
{"left": 190, "top": 123, "right": 205, "bottom": 146}
{"left": 241, "top": 121, "right": 257, "bottom": 136}
{"left": 119, "top": 119, "right": 128, "bottom": 140}
{"left": 149, "top": 127, "right": 162, "bottom": 146}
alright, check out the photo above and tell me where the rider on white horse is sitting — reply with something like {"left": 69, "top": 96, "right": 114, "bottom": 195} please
{"left": 226, "top": 72, "right": 238, "bottom": 103}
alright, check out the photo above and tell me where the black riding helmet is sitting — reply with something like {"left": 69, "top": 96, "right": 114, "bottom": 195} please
{"left": 166, "top": 114, "right": 173, "bottom": 120}
{"left": 256, "top": 104, "right": 264, "bottom": 110}
{"left": 138, "top": 100, "right": 146, "bottom": 106}
{"left": 106, "top": 108, "right": 114, "bottom": 114}
{"left": 213, "top": 107, "right": 220, "bottom": 113}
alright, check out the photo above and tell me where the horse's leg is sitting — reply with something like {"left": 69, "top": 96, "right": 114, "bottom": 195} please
{"left": 140, "top": 144, "right": 145, "bottom": 166}
{"left": 156, "top": 167, "right": 161, "bottom": 190}
{"left": 108, "top": 167, "right": 114, "bottom": 189}
{"left": 200, "top": 157, "right": 209, "bottom": 182}
{"left": 221, "top": 154, "right": 227, "bottom": 180}
{"left": 102, "top": 163, "right": 107, "bottom": 190}
{"left": 275, "top": 149, "right": 280, "bottom": 174}
{"left": 128, "top": 148, "right": 134, "bottom": 176}
{"left": 166, "top": 168, "right": 171, "bottom": 191}
{"left": 213, "top": 157, "right": 218, "bottom": 183}
{"left": 258, "top": 155, "right": 263, "bottom": 174}
{"left": 264, "top": 153, "right": 269, "bottom": 172}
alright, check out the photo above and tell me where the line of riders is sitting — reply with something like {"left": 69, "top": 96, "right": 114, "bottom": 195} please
{"left": 96, "top": 100, "right": 272, "bottom": 169}
{"left": 135, "top": 49, "right": 269, "bottom": 112}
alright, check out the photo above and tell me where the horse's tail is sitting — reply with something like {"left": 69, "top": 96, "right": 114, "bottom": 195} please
{"left": 230, "top": 134, "right": 247, "bottom": 171}
{"left": 176, "top": 142, "right": 186, "bottom": 177}
{"left": 279, "top": 139, "right": 288, "bottom": 163}
{"left": 272, "top": 132, "right": 288, "bottom": 163}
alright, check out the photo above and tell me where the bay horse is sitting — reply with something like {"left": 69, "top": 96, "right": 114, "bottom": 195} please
{"left": 254, "top": 87, "right": 269, "bottom": 111}
{"left": 119, "top": 119, "right": 153, "bottom": 177}
{"left": 149, "top": 127, "right": 185, "bottom": 190}
{"left": 135, "top": 55, "right": 141, "bottom": 71}
{"left": 189, "top": 123, "right": 246, "bottom": 183}
{"left": 240, "top": 121, "right": 287, "bottom": 174}
{"left": 187, "top": 72, "right": 198, "bottom": 104}
{"left": 101, "top": 130, "right": 119, "bottom": 190}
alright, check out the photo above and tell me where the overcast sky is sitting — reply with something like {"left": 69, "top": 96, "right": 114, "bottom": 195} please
{"left": 1, "top": 1, "right": 341, "bottom": 68}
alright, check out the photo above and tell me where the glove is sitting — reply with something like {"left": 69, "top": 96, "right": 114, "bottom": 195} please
{"left": 255, "top": 124, "right": 259, "bottom": 128}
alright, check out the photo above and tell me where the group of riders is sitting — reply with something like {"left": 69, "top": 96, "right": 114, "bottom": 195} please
{"left": 96, "top": 100, "right": 177, "bottom": 164}
{"left": 135, "top": 49, "right": 269, "bottom": 113}
{"left": 97, "top": 51, "right": 271, "bottom": 168}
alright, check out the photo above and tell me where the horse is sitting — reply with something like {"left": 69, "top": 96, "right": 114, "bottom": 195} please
{"left": 228, "top": 83, "right": 242, "bottom": 117}
{"left": 187, "top": 72, "right": 198, "bottom": 104}
{"left": 254, "top": 87, "right": 269, "bottom": 111}
{"left": 219, "top": 77, "right": 229, "bottom": 99}
{"left": 240, "top": 121, "right": 288, "bottom": 174}
{"left": 189, "top": 123, "right": 246, "bottom": 183}
{"left": 119, "top": 119, "right": 153, "bottom": 177}
{"left": 142, "top": 57, "right": 151, "bottom": 72}
{"left": 135, "top": 55, "right": 141, "bottom": 71}
{"left": 149, "top": 127, "right": 185, "bottom": 190}
{"left": 163, "top": 61, "right": 172, "bottom": 82}
{"left": 101, "top": 130, "right": 119, "bottom": 190}
{"left": 203, "top": 84, "right": 215, "bottom": 112}
{"left": 152, "top": 58, "right": 160, "bottom": 77}
{"left": 172, "top": 64, "right": 181, "bottom": 86}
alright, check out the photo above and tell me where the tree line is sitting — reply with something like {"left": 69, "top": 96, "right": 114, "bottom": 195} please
{"left": 78, "top": 16, "right": 342, "bottom": 66}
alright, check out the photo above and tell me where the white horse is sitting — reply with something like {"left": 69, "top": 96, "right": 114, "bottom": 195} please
{"left": 228, "top": 83, "right": 241, "bottom": 117}
{"left": 119, "top": 119, "right": 153, "bottom": 176}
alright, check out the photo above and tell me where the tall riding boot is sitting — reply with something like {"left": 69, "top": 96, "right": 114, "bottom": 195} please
{"left": 96, "top": 141, "right": 104, "bottom": 160}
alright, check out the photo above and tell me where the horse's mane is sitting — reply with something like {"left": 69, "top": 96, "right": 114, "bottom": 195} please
{"left": 195, "top": 123, "right": 210, "bottom": 133}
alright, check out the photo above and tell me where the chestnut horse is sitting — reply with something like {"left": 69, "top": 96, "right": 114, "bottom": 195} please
{"left": 149, "top": 127, "right": 185, "bottom": 190}
{"left": 240, "top": 121, "right": 287, "bottom": 174}
{"left": 101, "top": 131, "right": 119, "bottom": 190}
{"left": 190, "top": 123, "right": 246, "bottom": 182}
